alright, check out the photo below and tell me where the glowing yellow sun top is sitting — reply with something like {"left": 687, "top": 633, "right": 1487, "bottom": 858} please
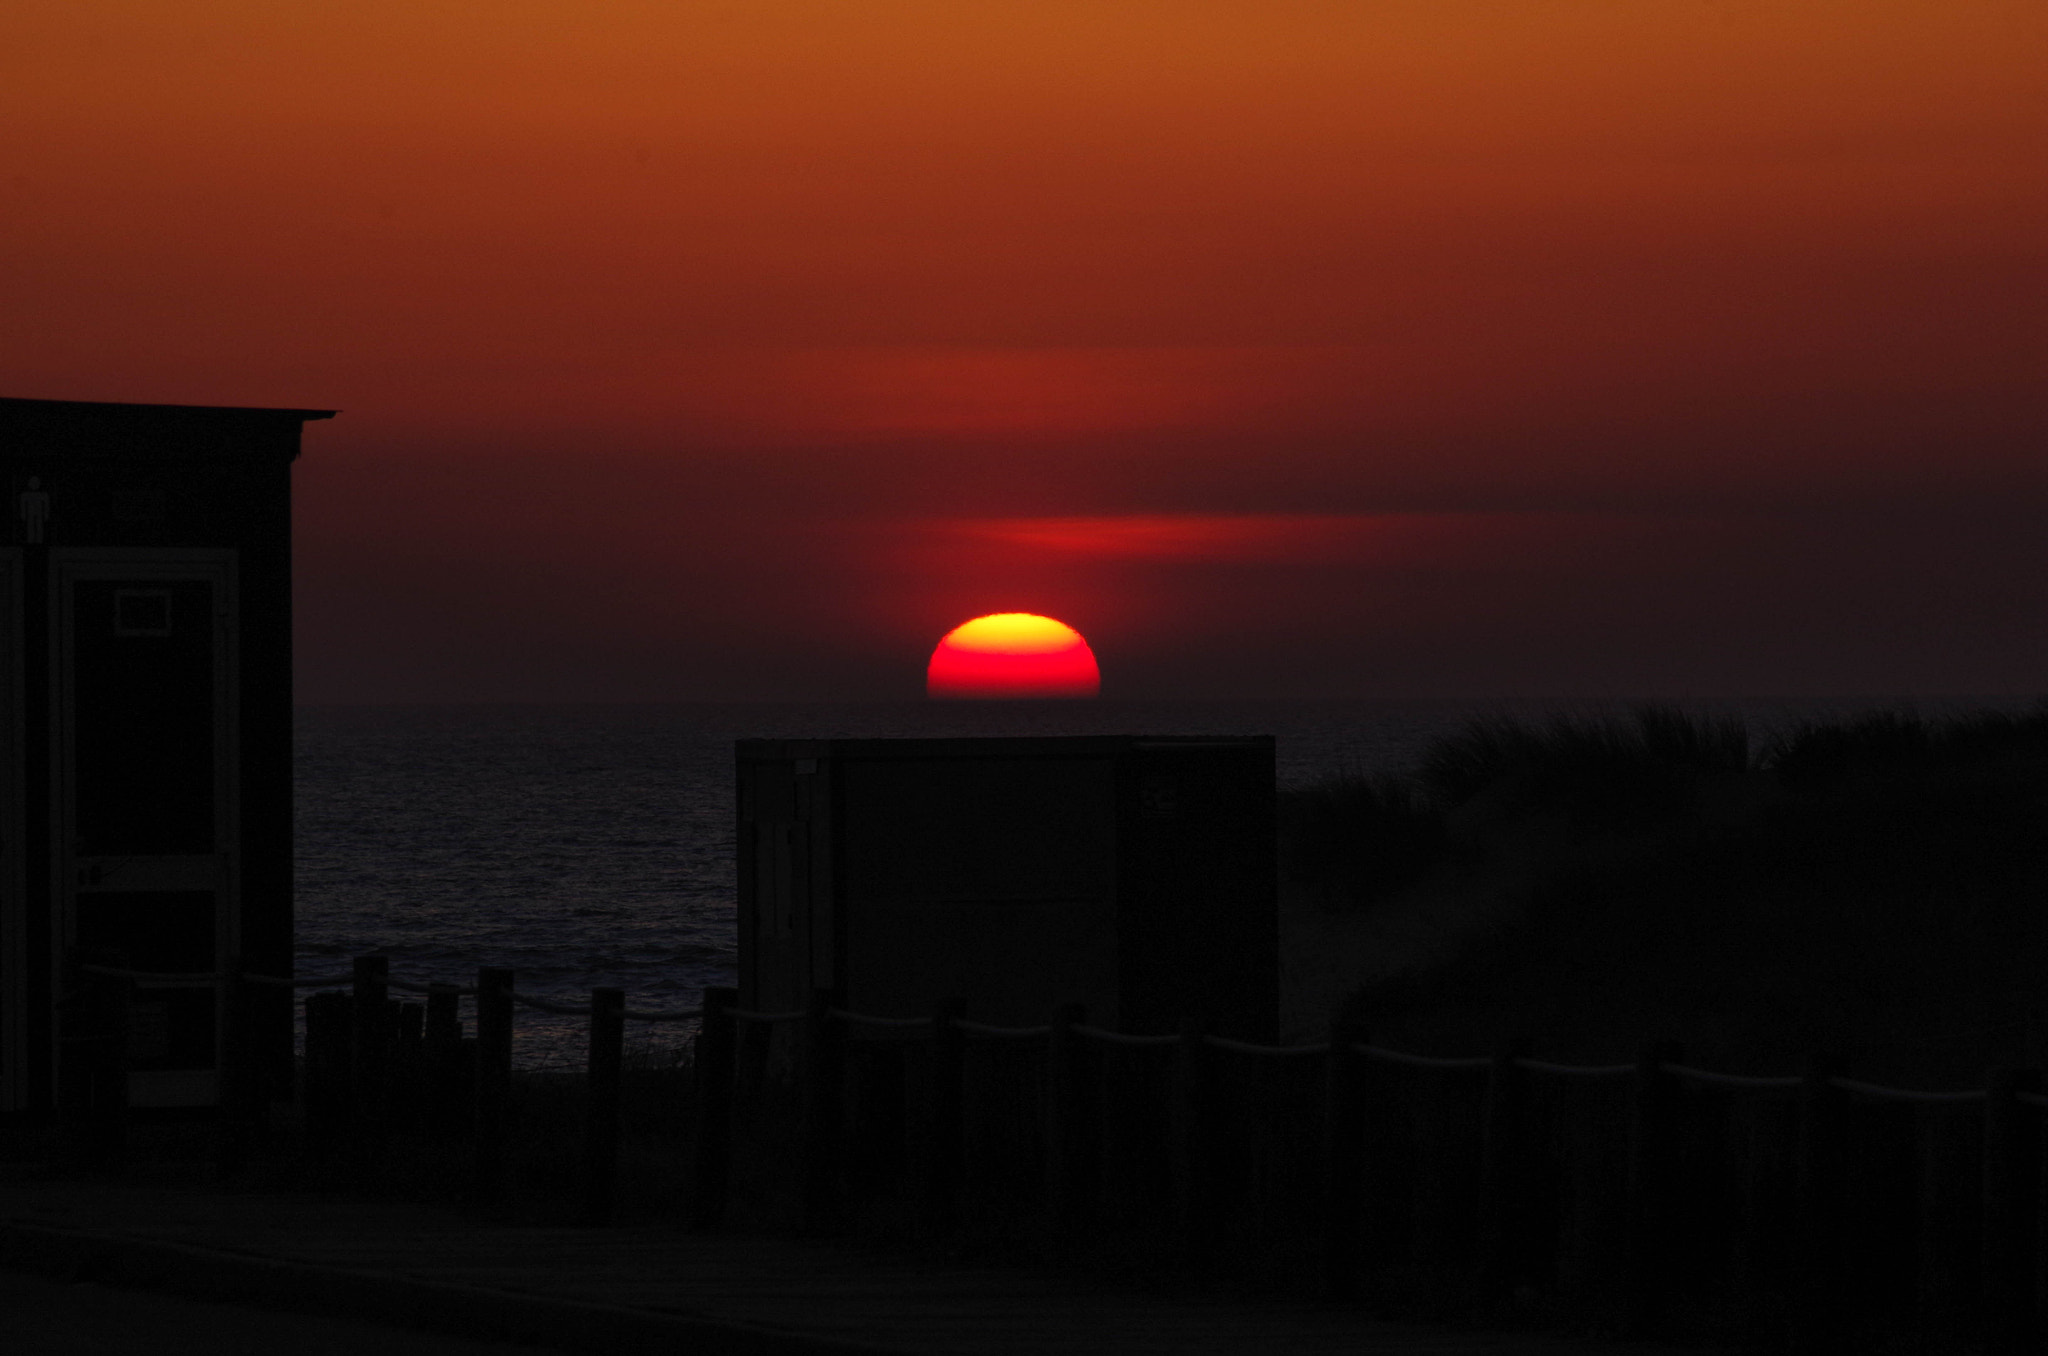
{"left": 939, "top": 613, "right": 1088, "bottom": 655}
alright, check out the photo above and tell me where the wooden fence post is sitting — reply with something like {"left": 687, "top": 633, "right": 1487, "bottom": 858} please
{"left": 1790, "top": 1058, "right": 1849, "bottom": 1355}
{"left": 1043, "top": 1002, "right": 1093, "bottom": 1248}
{"left": 584, "top": 987, "right": 625, "bottom": 1226}
{"left": 54, "top": 953, "right": 86, "bottom": 1137}
{"left": 303, "top": 990, "right": 352, "bottom": 1147}
{"left": 1353, "top": 1041, "right": 1409, "bottom": 1284}
{"left": 101, "top": 967, "right": 134, "bottom": 1164}
{"left": 1171, "top": 1020, "right": 1223, "bottom": 1271}
{"left": 215, "top": 955, "right": 258, "bottom": 1174}
{"left": 423, "top": 982, "right": 464, "bottom": 1142}
{"left": 1982, "top": 1067, "right": 2042, "bottom": 1354}
{"left": 691, "top": 986, "right": 738, "bottom": 1229}
{"left": 923, "top": 998, "right": 966, "bottom": 1240}
{"left": 1471, "top": 1036, "right": 1534, "bottom": 1323}
{"left": 425, "top": 982, "right": 463, "bottom": 1050}
{"left": 73, "top": 958, "right": 133, "bottom": 1167}
{"left": 472, "top": 966, "right": 514, "bottom": 1207}
{"left": 350, "top": 954, "right": 390, "bottom": 1144}
{"left": 1322, "top": 1018, "right": 1370, "bottom": 1299}
{"left": 736, "top": 1003, "right": 773, "bottom": 1102}
{"left": 801, "top": 987, "right": 846, "bottom": 1234}
{"left": 395, "top": 1000, "right": 424, "bottom": 1108}
{"left": 1620, "top": 1039, "right": 1684, "bottom": 1336}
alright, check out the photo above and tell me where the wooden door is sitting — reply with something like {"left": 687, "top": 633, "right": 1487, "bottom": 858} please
{"left": 0, "top": 549, "right": 20, "bottom": 1113}
{"left": 54, "top": 550, "right": 237, "bottom": 1108}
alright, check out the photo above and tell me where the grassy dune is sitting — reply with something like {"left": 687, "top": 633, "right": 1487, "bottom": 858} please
{"left": 1278, "top": 705, "right": 2048, "bottom": 1088}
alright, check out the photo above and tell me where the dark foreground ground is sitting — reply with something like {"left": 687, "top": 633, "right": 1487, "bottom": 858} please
{"left": 0, "top": 1166, "right": 1730, "bottom": 1356}
{"left": 1, "top": 1268, "right": 573, "bottom": 1356}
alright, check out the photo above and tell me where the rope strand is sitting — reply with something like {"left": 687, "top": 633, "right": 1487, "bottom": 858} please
{"left": 81, "top": 957, "right": 2042, "bottom": 1100}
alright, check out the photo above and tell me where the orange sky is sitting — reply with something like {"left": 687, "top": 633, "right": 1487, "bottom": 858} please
{"left": 5, "top": 2, "right": 2045, "bottom": 699}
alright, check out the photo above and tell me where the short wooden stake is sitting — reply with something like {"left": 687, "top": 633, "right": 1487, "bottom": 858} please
{"left": 922, "top": 998, "right": 966, "bottom": 1240}
{"left": 350, "top": 954, "right": 390, "bottom": 1141}
{"left": 472, "top": 966, "right": 514, "bottom": 1207}
{"left": 392, "top": 1001, "right": 423, "bottom": 1124}
{"left": 584, "top": 987, "right": 625, "bottom": 1225}
{"left": 1790, "top": 1057, "right": 1849, "bottom": 1355}
{"left": 1620, "top": 1039, "right": 1684, "bottom": 1336}
{"left": 736, "top": 1004, "right": 772, "bottom": 1102}
{"left": 425, "top": 982, "right": 462, "bottom": 1050}
{"left": 397, "top": 1000, "right": 424, "bottom": 1054}
{"left": 215, "top": 955, "right": 258, "bottom": 1174}
{"left": 1171, "top": 1020, "right": 1221, "bottom": 1270}
{"left": 800, "top": 988, "right": 845, "bottom": 1234}
{"left": 690, "top": 986, "right": 738, "bottom": 1229}
{"left": 1043, "top": 1002, "right": 1094, "bottom": 1248}
{"left": 302, "top": 990, "right": 352, "bottom": 1147}
{"left": 1321, "top": 1018, "right": 1370, "bottom": 1299}
{"left": 1982, "top": 1067, "right": 2042, "bottom": 1354}
{"left": 422, "top": 983, "right": 463, "bottom": 1141}
{"left": 81, "top": 960, "right": 134, "bottom": 1166}
{"left": 1471, "top": 1036, "right": 1533, "bottom": 1323}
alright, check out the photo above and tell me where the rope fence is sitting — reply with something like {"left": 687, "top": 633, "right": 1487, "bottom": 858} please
{"left": 956, "top": 1019, "right": 1052, "bottom": 1039}
{"left": 1826, "top": 1075, "right": 1988, "bottom": 1104}
{"left": 1072, "top": 1024, "right": 1178, "bottom": 1046}
{"left": 61, "top": 953, "right": 2048, "bottom": 1350}
{"left": 729, "top": 1007, "right": 806, "bottom": 1024}
{"left": 828, "top": 1009, "right": 935, "bottom": 1030}
{"left": 1208, "top": 1035, "right": 1327, "bottom": 1056}
{"left": 80, "top": 964, "right": 234, "bottom": 984}
{"left": 69, "top": 954, "right": 707, "bottom": 1226}
{"left": 76, "top": 956, "right": 2027, "bottom": 1107}
{"left": 623, "top": 1005, "right": 699, "bottom": 1023}
{"left": 388, "top": 978, "right": 476, "bottom": 996}
{"left": 680, "top": 989, "right": 2048, "bottom": 1353}
{"left": 1356, "top": 1044, "right": 1492, "bottom": 1070}
{"left": 1664, "top": 1063, "right": 1805, "bottom": 1090}
{"left": 1516, "top": 1056, "right": 1635, "bottom": 1078}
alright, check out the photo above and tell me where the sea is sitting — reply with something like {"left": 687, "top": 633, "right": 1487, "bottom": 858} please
{"left": 294, "top": 695, "right": 2029, "bottom": 1067}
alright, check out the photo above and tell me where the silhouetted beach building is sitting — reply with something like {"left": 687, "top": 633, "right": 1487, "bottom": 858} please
{"left": 738, "top": 736, "right": 1277, "bottom": 1040}
{"left": 0, "top": 396, "right": 332, "bottom": 1118}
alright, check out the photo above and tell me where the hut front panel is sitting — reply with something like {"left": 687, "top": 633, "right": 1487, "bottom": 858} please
{"left": 54, "top": 551, "right": 237, "bottom": 1108}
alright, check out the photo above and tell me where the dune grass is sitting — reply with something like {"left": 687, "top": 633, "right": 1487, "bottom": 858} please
{"left": 1280, "top": 703, "right": 2048, "bottom": 1086}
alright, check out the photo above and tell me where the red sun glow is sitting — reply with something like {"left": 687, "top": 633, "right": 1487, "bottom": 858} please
{"left": 927, "top": 613, "right": 1101, "bottom": 700}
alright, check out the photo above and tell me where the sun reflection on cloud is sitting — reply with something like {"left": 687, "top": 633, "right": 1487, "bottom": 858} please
{"left": 940, "top": 513, "right": 1414, "bottom": 562}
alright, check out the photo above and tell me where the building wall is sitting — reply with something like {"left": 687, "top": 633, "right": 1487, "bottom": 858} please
{"left": 0, "top": 397, "right": 329, "bottom": 1116}
{"left": 739, "top": 735, "right": 1278, "bottom": 1041}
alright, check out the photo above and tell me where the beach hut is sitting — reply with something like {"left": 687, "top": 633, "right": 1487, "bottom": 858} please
{"left": 0, "top": 396, "right": 332, "bottom": 1118}
{"left": 737, "top": 735, "right": 1277, "bottom": 1041}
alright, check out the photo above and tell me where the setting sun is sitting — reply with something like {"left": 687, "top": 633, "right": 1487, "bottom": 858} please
{"left": 927, "top": 613, "right": 1101, "bottom": 700}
